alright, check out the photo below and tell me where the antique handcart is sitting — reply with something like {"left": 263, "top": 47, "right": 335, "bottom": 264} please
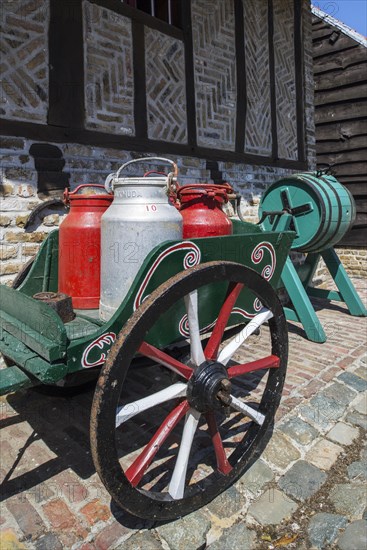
{"left": 0, "top": 160, "right": 295, "bottom": 520}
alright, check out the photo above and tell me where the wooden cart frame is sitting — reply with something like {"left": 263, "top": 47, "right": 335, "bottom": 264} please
{"left": 0, "top": 222, "right": 294, "bottom": 519}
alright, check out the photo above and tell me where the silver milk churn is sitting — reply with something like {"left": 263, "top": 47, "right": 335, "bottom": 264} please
{"left": 100, "top": 157, "right": 183, "bottom": 320}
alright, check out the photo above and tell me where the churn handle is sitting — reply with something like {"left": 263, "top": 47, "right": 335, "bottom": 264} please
{"left": 64, "top": 184, "right": 109, "bottom": 204}
{"left": 105, "top": 157, "right": 178, "bottom": 193}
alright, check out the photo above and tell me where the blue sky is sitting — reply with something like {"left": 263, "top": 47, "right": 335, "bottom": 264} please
{"left": 313, "top": 0, "right": 367, "bottom": 36}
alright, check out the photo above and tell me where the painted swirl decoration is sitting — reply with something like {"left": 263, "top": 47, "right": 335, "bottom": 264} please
{"left": 251, "top": 242, "right": 276, "bottom": 281}
{"left": 179, "top": 314, "right": 216, "bottom": 338}
{"left": 183, "top": 247, "right": 201, "bottom": 269}
{"left": 134, "top": 242, "right": 201, "bottom": 311}
{"left": 179, "top": 315, "right": 190, "bottom": 338}
{"left": 234, "top": 242, "right": 276, "bottom": 319}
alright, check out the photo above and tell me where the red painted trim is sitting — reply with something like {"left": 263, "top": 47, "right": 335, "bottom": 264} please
{"left": 228, "top": 355, "right": 280, "bottom": 378}
{"left": 231, "top": 241, "right": 276, "bottom": 319}
{"left": 134, "top": 242, "right": 201, "bottom": 311}
{"left": 81, "top": 332, "right": 116, "bottom": 368}
{"left": 251, "top": 242, "right": 276, "bottom": 280}
{"left": 139, "top": 342, "right": 193, "bottom": 380}
{"left": 126, "top": 400, "right": 190, "bottom": 486}
{"left": 206, "top": 412, "right": 232, "bottom": 475}
{"left": 204, "top": 283, "right": 244, "bottom": 360}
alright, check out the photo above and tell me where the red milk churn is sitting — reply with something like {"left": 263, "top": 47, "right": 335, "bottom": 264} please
{"left": 58, "top": 184, "right": 113, "bottom": 309}
{"left": 177, "top": 183, "right": 233, "bottom": 238}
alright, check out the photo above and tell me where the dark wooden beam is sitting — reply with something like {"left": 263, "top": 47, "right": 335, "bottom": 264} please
{"left": 337, "top": 229, "right": 367, "bottom": 247}
{"left": 294, "top": 0, "right": 306, "bottom": 163}
{"left": 315, "top": 82, "right": 367, "bottom": 105}
{"left": 313, "top": 35, "right": 358, "bottom": 59}
{"left": 48, "top": 0, "right": 84, "bottom": 128}
{"left": 316, "top": 119, "right": 367, "bottom": 140}
{"left": 314, "top": 62, "right": 367, "bottom": 90}
{"left": 89, "top": 0, "right": 183, "bottom": 39}
{"left": 234, "top": 0, "right": 246, "bottom": 153}
{"left": 314, "top": 47, "right": 364, "bottom": 74}
{"left": 0, "top": 118, "right": 308, "bottom": 171}
{"left": 316, "top": 135, "right": 367, "bottom": 154}
{"left": 181, "top": 0, "right": 197, "bottom": 149}
{"left": 315, "top": 100, "right": 367, "bottom": 125}
{"left": 132, "top": 20, "right": 147, "bottom": 138}
{"left": 268, "top": 0, "right": 278, "bottom": 161}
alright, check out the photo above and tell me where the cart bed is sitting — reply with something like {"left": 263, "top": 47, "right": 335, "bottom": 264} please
{"left": 0, "top": 225, "right": 295, "bottom": 393}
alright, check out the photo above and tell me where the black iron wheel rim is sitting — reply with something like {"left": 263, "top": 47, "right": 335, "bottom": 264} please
{"left": 90, "top": 261, "right": 288, "bottom": 520}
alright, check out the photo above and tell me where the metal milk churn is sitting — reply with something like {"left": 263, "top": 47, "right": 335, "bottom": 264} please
{"left": 177, "top": 183, "right": 233, "bottom": 238}
{"left": 99, "top": 157, "right": 183, "bottom": 321}
{"left": 58, "top": 184, "right": 113, "bottom": 309}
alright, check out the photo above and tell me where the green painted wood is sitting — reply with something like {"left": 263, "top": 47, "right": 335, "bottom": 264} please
{"left": 20, "top": 357, "right": 67, "bottom": 384}
{"left": 301, "top": 253, "right": 321, "bottom": 289}
{"left": 259, "top": 172, "right": 356, "bottom": 252}
{"left": 18, "top": 231, "right": 59, "bottom": 295}
{"left": 0, "top": 284, "right": 67, "bottom": 361}
{"left": 66, "top": 230, "right": 295, "bottom": 374}
{"left": 281, "top": 257, "right": 326, "bottom": 343}
{"left": 315, "top": 174, "right": 356, "bottom": 250}
{"left": 0, "top": 326, "right": 38, "bottom": 365}
{"left": 65, "top": 316, "right": 100, "bottom": 340}
{"left": 0, "top": 310, "right": 64, "bottom": 363}
{"left": 0, "top": 329, "right": 67, "bottom": 386}
{"left": 280, "top": 245, "right": 366, "bottom": 344}
{"left": 283, "top": 307, "right": 300, "bottom": 323}
{"left": 307, "top": 287, "right": 343, "bottom": 302}
{"left": 321, "top": 247, "right": 367, "bottom": 317}
{"left": 0, "top": 227, "right": 295, "bottom": 390}
{"left": 296, "top": 263, "right": 313, "bottom": 285}
{"left": 231, "top": 218, "right": 263, "bottom": 234}
{"left": 0, "top": 366, "right": 38, "bottom": 396}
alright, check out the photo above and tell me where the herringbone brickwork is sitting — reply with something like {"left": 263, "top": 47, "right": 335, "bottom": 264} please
{"left": 83, "top": 2, "right": 135, "bottom": 135}
{"left": 192, "top": 0, "right": 237, "bottom": 150}
{"left": 243, "top": 0, "right": 272, "bottom": 156}
{"left": 145, "top": 28, "right": 187, "bottom": 143}
{"left": 273, "top": 0, "right": 298, "bottom": 160}
{"left": 0, "top": 0, "right": 49, "bottom": 123}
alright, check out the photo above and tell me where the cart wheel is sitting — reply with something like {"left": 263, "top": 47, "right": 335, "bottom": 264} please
{"left": 90, "top": 261, "right": 287, "bottom": 520}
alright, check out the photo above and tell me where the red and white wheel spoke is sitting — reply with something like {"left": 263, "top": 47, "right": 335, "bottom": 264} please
{"left": 185, "top": 291, "right": 205, "bottom": 367}
{"left": 126, "top": 400, "right": 190, "bottom": 487}
{"left": 115, "top": 382, "right": 187, "bottom": 427}
{"left": 218, "top": 308, "right": 273, "bottom": 366}
{"left": 206, "top": 412, "right": 232, "bottom": 475}
{"left": 228, "top": 395, "right": 265, "bottom": 426}
{"left": 168, "top": 408, "right": 201, "bottom": 499}
{"left": 227, "top": 355, "right": 280, "bottom": 378}
{"left": 139, "top": 342, "right": 192, "bottom": 379}
{"left": 204, "top": 282, "right": 244, "bottom": 360}
{"left": 118, "top": 294, "right": 276, "bottom": 496}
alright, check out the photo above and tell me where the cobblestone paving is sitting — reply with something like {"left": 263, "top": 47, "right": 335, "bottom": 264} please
{"left": 0, "top": 278, "right": 366, "bottom": 549}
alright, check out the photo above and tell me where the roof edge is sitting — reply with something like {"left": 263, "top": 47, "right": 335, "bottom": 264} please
{"left": 311, "top": 5, "right": 367, "bottom": 48}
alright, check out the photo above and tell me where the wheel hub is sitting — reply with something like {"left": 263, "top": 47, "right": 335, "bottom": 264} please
{"left": 187, "top": 361, "right": 232, "bottom": 413}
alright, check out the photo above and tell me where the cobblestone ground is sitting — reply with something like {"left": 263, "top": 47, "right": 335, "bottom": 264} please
{"left": 0, "top": 277, "right": 366, "bottom": 550}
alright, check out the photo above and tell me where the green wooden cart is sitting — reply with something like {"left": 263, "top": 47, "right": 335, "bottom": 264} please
{"left": 0, "top": 221, "right": 294, "bottom": 520}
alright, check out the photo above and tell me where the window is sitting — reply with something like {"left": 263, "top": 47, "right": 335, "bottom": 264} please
{"left": 124, "top": 0, "right": 182, "bottom": 28}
